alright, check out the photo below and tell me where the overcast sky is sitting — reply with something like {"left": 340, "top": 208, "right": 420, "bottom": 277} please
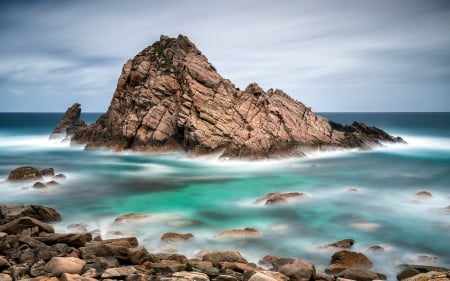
{"left": 1, "top": 0, "right": 449, "bottom": 112}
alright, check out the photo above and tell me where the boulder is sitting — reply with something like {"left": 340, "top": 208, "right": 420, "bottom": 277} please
{"left": 67, "top": 35, "right": 403, "bottom": 159}
{"left": 40, "top": 168, "right": 55, "bottom": 177}
{"left": 247, "top": 271, "right": 289, "bottom": 281}
{"left": 53, "top": 173, "right": 67, "bottom": 179}
{"left": 101, "top": 266, "right": 137, "bottom": 279}
{"left": 271, "top": 258, "right": 316, "bottom": 281}
{"left": 50, "top": 103, "right": 87, "bottom": 139}
{"left": 202, "top": 250, "right": 248, "bottom": 267}
{"left": 7, "top": 166, "right": 42, "bottom": 182}
{"left": 0, "top": 256, "right": 11, "bottom": 270}
{"left": 397, "top": 264, "right": 449, "bottom": 280}
{"left": 400, "top": 271, "right": 450, "bottom": 281}
{"left": 0, "top": 273, "right": 12, "bottom": 281}
{"left": 214, "top": 227, "right": 261, "bottom": 239}
{"left": 415, "top": 191, "right": 432, "bottom": 198}
{"left": 44, "top": 257, "right": 86, "bottom": 276}
{"left": 336, "top": 268, "right": 386, "bottom": 281}
{"left": 35, "top": 232, "right": 92, "bottom": 247}
{"left": 367, "top": 245, "right": 384, "bottom": 253}
{"left": 32, "top": 182, "right": 47, "bottom": 188}
{"left": 0, "top": 216, "right": 54, "bottom": 235}
{"left": 0, "top": 204, "right": 61, "bottom": 223}
{"left": 161, "top": 232, "right": 194, "bottom": 242}
{"left": 46, "top": 180, "right": 60, "bottom": 186}
{"left": 255, "top": 192, "right": 306, "bottom": 205}
{"left": 325, "top": 250, "right": 373, "bottom": 274}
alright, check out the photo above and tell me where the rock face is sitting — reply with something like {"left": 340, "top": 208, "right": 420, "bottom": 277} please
{"left": 50, "top": 103, "right": 86, "bottom": 140}
{"left": 61, "top": 34, "right": 402, "bottom": 159}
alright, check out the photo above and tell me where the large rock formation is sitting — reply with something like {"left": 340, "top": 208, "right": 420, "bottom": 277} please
{"left": 50, "top": 103, "right": 86, "bottom": 140}
{"left": 59, "top": 34, "right": 402, "bottom": 158}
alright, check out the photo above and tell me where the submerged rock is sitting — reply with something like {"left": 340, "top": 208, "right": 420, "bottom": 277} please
{"left": 255, "top": 192, "right": 306, "bottom": 205}
{"left": 415, "top": 190, "right": 433, "bottom": 198}
{"left": 49, "top": 34, "right": 403, "bottom": 159}
{"left": 161, "top": 232, "right": 194, "bottom": 242}
{"left": 327, "top": 239, "right": 355, "bottom": 249}
{"left": 213, "top": 227, "right": 261, "bottom": 239}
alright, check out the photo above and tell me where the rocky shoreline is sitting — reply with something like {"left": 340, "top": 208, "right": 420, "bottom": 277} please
{"left": 0, "top": 204, "right": 448, "bottom": 281}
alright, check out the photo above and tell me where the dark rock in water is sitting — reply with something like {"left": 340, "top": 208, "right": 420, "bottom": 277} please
{"left": 47, "top": 34, "right": 403, "bottom": 159}
{"left": 328, "top": 238, "right": 355, "bottom": 249}
{"left": 325, "top": 250, "right": 373, "bottom": 274}
{"left": 367, "top": 245, "right": 384, "bottom": 252}
{"left": 255, "top": 192, "right": 306, "bottom": 205}
{"left": 329, "top": 121, "right": 405, "bottom": 149}
{"left": 415, "top": 190, "right": 433, "bottom": 198}
{"left": 213, "top": 227, "right": 261, "bottom": 239}
{"left": 7, "top": 166, "right": 42, "bottom": 182}
{"left": 0, "top": 204, "right": 61, "bottom": 223}
{"left": 46, "top": 180, "right": 59, "bottom": 186}
{"left": 336, "top": 268, "right": 386, "bottom": 281}
{"left": 396, "top": 264, "right": 449, "bottom": 280}
{"left": 161, "top": 232, "right": 194, "bottom": 242}
{"left": 50, "top": 103, "right": 86, "bottom": 140}
{"left": 40, "top": 168, "right": 55, "bottom": 177}
{"left": 53, "top": 173, "right": 67, "bottom": 179}
{"left": 32, "top": 182, "right": 46, "bottom": 188}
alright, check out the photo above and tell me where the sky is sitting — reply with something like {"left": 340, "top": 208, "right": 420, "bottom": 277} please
{"left": 0, "top": 0, "right": 449, "bottom": 112}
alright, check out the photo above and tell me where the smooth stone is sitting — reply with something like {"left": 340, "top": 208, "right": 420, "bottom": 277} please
{"left": 7, "top": 166, "right": 42, "bottom": 182}
{"left": 32, "top": 182, "right": 47, "bottom": 188}
{"left": 40, "top": 168, "right": 55, "bottom": 177}
{"left": 325, "top": 250, "right": 373, "bottom": 274}
{"left": 44, "top": 257, "right": 86, "bottom": 276}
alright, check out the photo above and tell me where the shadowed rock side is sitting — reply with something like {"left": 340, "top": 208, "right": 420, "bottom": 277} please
{"left": 64, "top": 34, "right": 402, "bottom": 158}
{"left": 50, "top": 103, "right": 86, "bottom": 140}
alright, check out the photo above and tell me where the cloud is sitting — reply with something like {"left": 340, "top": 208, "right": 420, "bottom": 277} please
{"left": 0, "top": 0, "right": 449, "bottom": 112}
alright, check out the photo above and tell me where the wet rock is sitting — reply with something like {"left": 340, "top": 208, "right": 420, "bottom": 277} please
{"left": 347, "top": 188, "right": 359, "bottom": 193}
{"left": 259, "top": 255, "right": 280, "bottom": 267}
{"left": 415, "top": 191, "right": 432, "bottom": 198}
{"left": 255, "top": 192, "right": 306, "bottom": 205}
{"left": 417, "top": 255, "right": 437, "bottom": 265}
{"left": 44, "top": 257, "right": 86, "bottom": 276}
{"left": 271, "top": 257, "right": 316, "bottom": 281}
{"left": 187, "top": 260, "right": 220, "bottom": 277}
{"left": 336, "top": 268, "right": 386, "bottom": 281}
{"left": 67, "top": 223, "right": 89, "bottom": 233}
{"left": 397, "top": 266, "right": 421, "bottom": 280}
{"left": 397, "top": 264, "right": 449, "bottom": 280}
{"left": 219, "top": 261, "right": 259, "bottom": 272}
{"left": 46, "top": 180, "right": 59, "bottom": 186}
{"left": 328, "top": 239, "right": 355, "bottom": 249}
{"left": 5, "top": 264, "right": 29, "bottom": 280}
{"left": 53, "top": 173, "right": 67, "bottom": 179}
{"left": 325, "top": 250, "right": 373, "bottom": 274}
{"left": 35, "top": 232, "right": 92, "bottom": 248}
{"left": 367, "top": 245, "right": 384, "bottom": 253}
{"left": 50, "top": 103, "right": 87, "bottom": 140}
{"left": 161, "top": 232, "right": 194, "bottom": 242}
{"left": 0, "top": 216, "right": 54, "bottom": 235}
{"left": 315, "top": 272, "right": 334, "bottom": 281}
{"left": 113, "top": 213, "right": 153, "bottom": 224}
{"left": 151, "top": 261, "right": 187, "bottom": 274}
{"left": 7, "top": 166, "right": 42, "bottom": 182}
{"left": 203, "top": 250, "right": 248, "bottom": 267}
{"left": 214, "top": 227, "right": 261, "bottom": 239}
{"left": 128, "top": 246, "right": 152, "bottom": 265}
{"left": 0, "top": 204, "right": 61, "bottom": 223}
{"left": 40, "top": 168, "right": 55, "bottom": 177}
{"left": 32, "top": 182, "right": 47, "bottom": 188}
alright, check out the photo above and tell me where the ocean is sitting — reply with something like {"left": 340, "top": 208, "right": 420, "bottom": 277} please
{"left": 0, "top": 112, "right": 449, "bottom": 278}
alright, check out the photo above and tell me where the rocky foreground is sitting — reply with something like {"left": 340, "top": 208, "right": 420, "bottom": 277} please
{"left": 0, "top": 204, "right": 448, "bottom": 281}
{"left": 51, "top": 35, "right": 403, "bottom": 159}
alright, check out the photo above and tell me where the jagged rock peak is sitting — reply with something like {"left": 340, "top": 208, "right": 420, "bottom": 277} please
{"left": 63, "top": 34, "right": 402, "bottom": 159}
{"left": 50, "top": 103, "right": 86, "bottom": 140}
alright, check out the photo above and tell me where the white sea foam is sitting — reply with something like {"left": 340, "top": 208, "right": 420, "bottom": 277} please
{"left": 0, "top": 135, "right": 80, "bottom": 150}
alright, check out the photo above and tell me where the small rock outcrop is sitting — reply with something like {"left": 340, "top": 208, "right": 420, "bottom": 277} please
{"left": 0, "top": 204, "right": 61, "bottom": 224}
{"left": 50, "top": 34, "right": 403, "bottom": 159}
{"left": 255, "top": 192, "right": 306, "bottom": 205}
{"left": 7, "top": 166, "right": 42, "bottom": 182}
{"left": 50, "top": 103, "right": 86, "bottom": 140}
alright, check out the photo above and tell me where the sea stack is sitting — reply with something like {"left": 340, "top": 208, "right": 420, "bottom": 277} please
{"left": 62, "top": 34, "right": 402, "bottom": 158}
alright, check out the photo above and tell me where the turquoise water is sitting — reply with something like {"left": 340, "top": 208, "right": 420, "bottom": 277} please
{"left": 0, "top": 112, "right": 449, "bottom": 278}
